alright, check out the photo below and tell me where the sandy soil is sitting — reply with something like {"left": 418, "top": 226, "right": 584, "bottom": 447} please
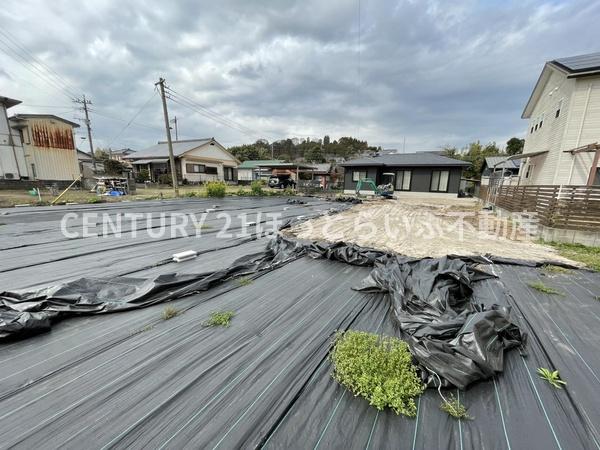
{"left": 286, "top": 197, "right": 578, "bottom": 265}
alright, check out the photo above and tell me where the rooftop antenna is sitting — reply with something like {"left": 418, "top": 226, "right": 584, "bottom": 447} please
{"left": 403, "top": 137, "right": 406, "bottom": 153}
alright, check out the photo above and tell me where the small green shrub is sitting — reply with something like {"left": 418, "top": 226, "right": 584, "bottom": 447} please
{"left": 185, "top": 191, "right": 198, "bottom": 198}
{"left": 528, "top": 281, "right": 562, "bottom": 295}
{"left": 161, "top": 305, "right": 179, "bottom": 320}
{"left": 158, "top": 173, "right": 173, "bottom": 185}
{"left": 206, "top": 181, "right": 227, "bottom": 197}
{"left": 283, "top": 187, "right": 295, "bottom": 196}
{"left": 440, "top": 394, "right": 472, "bottom": 420}
{"left": 205, "top": 310, "right": 235, "bottom": 327}
{"left": 537, "top": 367, "right": 566, "bottom": 388}
{"left": 136, "top": 169, "right": 150, "bottom": 183}
{"left": 236, "top": 187, "right": 249, "bottom": 196}
{"left": 87, "top": 197, "right": 103, "bottom": 204}
{"left": 251, "top": 180, "right": 264, "bottom": 196}
{"left": 330, "top": 330, "right": 424, "bottom": 417}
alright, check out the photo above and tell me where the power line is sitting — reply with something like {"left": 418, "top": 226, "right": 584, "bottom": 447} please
{"left": 167, "top": 94, "right": 262, "bottom": 140}
{"left": 105, "top": 90, "right": 159, "bottom": 148}
{"left": 164, "top": 87, "right": 279, "bottom": 142}
{"left": 164, "top": 86, "right": 261, "bottom": 137}
{"left": 88, "top": 107, "right": 162, "bottom": 131}
{"left": 0, "top": 28, "right": 80, "bottom": 96}
{"left": 0, "top": 35, "right": 77, "bottom": 101}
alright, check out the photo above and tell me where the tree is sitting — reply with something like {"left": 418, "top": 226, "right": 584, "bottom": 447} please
{"left": 506, "top": 137, "right": 525, "bottom": 156}
{"left": 103, "top": 158, "right": 126, "bottom": 175}
{"left": 94, "top": 148, "right": 110, "bottom": 161}
{"left": 441, "top": 146, "right": 459, "bottom": 158}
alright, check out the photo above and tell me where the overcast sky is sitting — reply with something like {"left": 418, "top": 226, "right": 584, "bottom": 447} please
{"left": 1, "top": 0, "right": 599, "bottom": 152}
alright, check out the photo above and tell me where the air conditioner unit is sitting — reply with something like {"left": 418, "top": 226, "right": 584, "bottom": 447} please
{"left": 4, "top": 173, "right": 15, "bottom": 179}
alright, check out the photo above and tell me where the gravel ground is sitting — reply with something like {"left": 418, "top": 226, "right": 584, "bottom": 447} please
{"left": 286, "top": 197, "right": 579, "bottom": 265}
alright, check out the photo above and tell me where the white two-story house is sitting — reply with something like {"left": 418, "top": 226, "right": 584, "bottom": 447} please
{"left": 519, "top": 52, "right": 600, "bottom": 186}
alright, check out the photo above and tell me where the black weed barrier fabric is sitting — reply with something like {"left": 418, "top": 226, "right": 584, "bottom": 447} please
{"left": 0, "top": 236, "right": 305, "bottom": 340}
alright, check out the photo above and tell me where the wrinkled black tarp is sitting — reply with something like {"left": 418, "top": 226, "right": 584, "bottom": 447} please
{"left": 352, "top": 255, "right": 526, "bottom": 389}
{"left": 0, "top": 237, "right": 304, "bottom": 339}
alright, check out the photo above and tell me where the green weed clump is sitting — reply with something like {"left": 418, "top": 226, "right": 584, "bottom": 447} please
{"left": 205, "top": 310, "right": 235, "bottom": 327}
{"left": 330, "top": 330, "right": 424, "bottom": 417}
{"left": 537, "top": 367, "right": 567, "bottom": 389}
{"left": 206, "top": 181, "right": 227, "bottom": 197}
{"left": 542, "top": 264, "right": 572, "bottom": 274}
{"left": 250, "top": 180, "right": 264, "bottom": 196}
{"left": 440, "top": 394, "right": 472, "bottom": 420}
{"left": 540, "top": 240, "right": 600, "bottom": 271}
{"left": 237, "top": 277, "right": 253, "bottom": 286}
{"left": 528, "top": 281, "right": 563, "bottom": 295}
{"left": 161, "top": 305, "right": 179, "bottom": 320}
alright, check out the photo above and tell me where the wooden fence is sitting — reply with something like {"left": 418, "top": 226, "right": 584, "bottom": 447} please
{"left": 492, "top": 185, "right": 600, "bottom": 231}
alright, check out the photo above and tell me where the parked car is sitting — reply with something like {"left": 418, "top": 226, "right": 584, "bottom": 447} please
{"left": 268, "top": 174, "right": 296, "bottom": 189}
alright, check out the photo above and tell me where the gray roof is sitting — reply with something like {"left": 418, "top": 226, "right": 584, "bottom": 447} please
{"left": 552, "top": 52, "right": 600, "bottom": 74}
{"left": 0, "top": 95, "right": 21, "bottom": 108}
{"left": 341, "top": 152, "right": 469, "bottom": 167}
{"left": 9, "top": 114, "right": 80, "bottom": 128}
{"left": 484, "top": 156, "right": 521, "bottom": 170}
{"left": 130, "top": 138, "right": 213, "bottom": 159}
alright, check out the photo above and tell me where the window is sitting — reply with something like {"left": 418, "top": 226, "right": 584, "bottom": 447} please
{"left": 539, "top": 113, "right": 544, "bottom": 129}
{"left": 555, "top": 99, "right": 562, "bottom": 118}
{"left": 205, "top": 166, "right": 218, "bottom": 175}
{"left": 430, "top": 170, "right": 450, "bottom": 192}
{"left": 534, "top": 124, "right": 538, "bottom": 131}
{"left": 30, "top": 163, "right": 37, "bottom": 179}
{"left": 352, "top": 170, "right": 367, "bottom": 182}
{"left": 530, "top": 127, "right": 534, "bottom": 134}
{"left": 525, "top": 164, "right": 534, "bottom": 179}
{"left": 185, "top": 163, "right": 205, "bottom": 173}
{"left": 395, "top": 170, "right": 412, "bottom": 191}
{"left": 224, "top": 167, "right": 234, "bottom": 180}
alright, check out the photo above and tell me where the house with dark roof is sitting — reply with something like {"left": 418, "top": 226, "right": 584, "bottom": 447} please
{"left": 125, "top": 138, "right": 239, "bottom": 183}
{"left": 481, "top": 156, "right": 521, "bottom": 186}
{"left": 340, "top": 152, "right": 469, "bottom": 196}
{"left": 518, "top": 51, "right": 600, "bottom": 186}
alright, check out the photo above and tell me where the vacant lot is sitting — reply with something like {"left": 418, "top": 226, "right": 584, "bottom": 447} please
{"left": 287, "top": 197, "right": 579, "bottom": 265}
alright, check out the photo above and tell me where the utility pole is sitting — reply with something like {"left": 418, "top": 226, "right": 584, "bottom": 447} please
{"left": 156, "top": 77, "right": 179, "bottom": 195}
{"left": 171, "top": 116, "right": 179, "bottom": 141}
{"left": 75, "top": 95, "right": 96, "bottom": 171}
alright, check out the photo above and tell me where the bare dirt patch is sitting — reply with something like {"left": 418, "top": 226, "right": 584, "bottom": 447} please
{"left": 286, "top": 198, "right": 578, "bottom": 265}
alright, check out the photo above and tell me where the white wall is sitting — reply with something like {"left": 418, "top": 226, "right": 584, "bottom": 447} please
{"left": 521, "top": 68, "right": 574, "bottom": 185}
{"left": 237, "top": 168, "right": 254, "bottom": 181}
{"left": 0, "top": 104, "right": 28, "bottom": 179}
{"left": 521, "top": 68, "right": 600, "bottom": 186}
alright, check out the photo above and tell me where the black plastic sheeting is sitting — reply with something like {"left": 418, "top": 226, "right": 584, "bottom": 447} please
{"left": 0, "top": 234, "right": 305, "bottom": 340}
{"left": 0, "top": 206, "right": 599, "bottom": 449}
{"left": 353, "top": 255, "right": 526, "bottom": 389}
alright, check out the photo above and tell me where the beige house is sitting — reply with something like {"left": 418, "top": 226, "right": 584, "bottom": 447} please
{"left": 127, "top": 138, "right": 239, "bottom": 183}
{"left": 9, "top": 114, "right": 80, "bottom": 182}
{"left": 519, "top": 52, "right": 600, "bottom": 186}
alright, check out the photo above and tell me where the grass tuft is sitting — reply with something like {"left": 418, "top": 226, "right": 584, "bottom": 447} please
{"left": 238, "top": 277, "right": 253, "bottom": 286}
{"left": 440, "top": 394, "right": 472, "bottom": 420}
{"left": 537, "top": 367, "right": 567, "bottom": 389}
{"left": 161, "top": 306, "right": 179, "bottom": 320}
{"left": 540, "top": 240, "right": 600, "bottom": 271}
{"left": 330, "top": 330, "right": 424, "bottom": 417}
{"left": 542, "top": 264, "right": 573, "bottom": 274}
{"left": 204, "top": 310, "right": 235, "bottom": 327}
{"left": 528, "top": 281, "right": 563, "bottom": 295}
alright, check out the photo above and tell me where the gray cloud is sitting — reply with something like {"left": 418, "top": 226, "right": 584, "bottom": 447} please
{"left": 0, "top": 0, "right": 598, "bottom": 151}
